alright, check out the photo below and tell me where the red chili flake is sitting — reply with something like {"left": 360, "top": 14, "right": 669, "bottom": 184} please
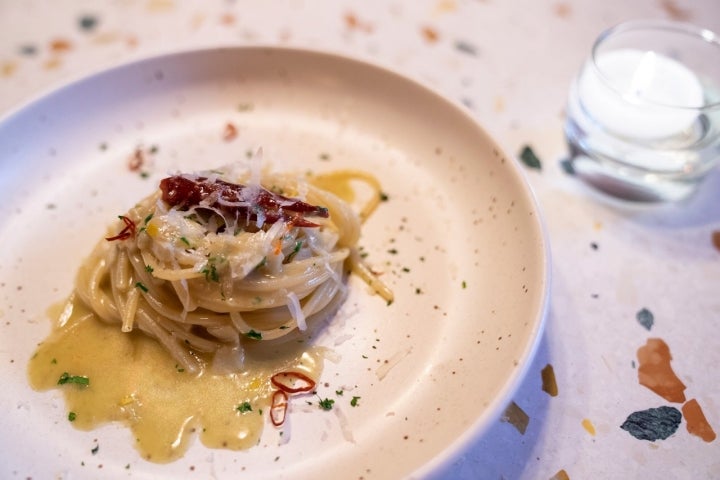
{"left": 270, "top": 390, "right": 288, "bottom": 426}
{"left": 128, "top": 148, "right": 145, "bottom": 172}
{"left": 712, "top": 231, "right": 720, "bottom": 252}
{"left": 222, "top": 122, "right": 238, "bottom": 141}
{"left": 271, "top": 371, "right": 316, "bottom": 394}
{"left": 105, "top": 215, "right": 137, "bottom": 241}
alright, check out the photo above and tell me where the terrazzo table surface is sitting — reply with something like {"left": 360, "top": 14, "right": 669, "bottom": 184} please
{"left": 1, "top": 1, "right": 719, "bottom": 479}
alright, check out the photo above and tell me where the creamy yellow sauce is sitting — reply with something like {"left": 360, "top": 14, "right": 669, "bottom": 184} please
{"left": 28, "top": 300, "right": 323, "bottom": 463}
{"left": 309, "top": 170, "right": 381, "bottom": 220}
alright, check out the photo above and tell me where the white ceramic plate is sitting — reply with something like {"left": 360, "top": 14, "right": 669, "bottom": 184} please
{"left": 0, "top": 47, "right": 548, "bottom": 479}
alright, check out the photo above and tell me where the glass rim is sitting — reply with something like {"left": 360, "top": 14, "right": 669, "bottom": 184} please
{"left": 590, "top": 19, "right": 720, "bottom": 111}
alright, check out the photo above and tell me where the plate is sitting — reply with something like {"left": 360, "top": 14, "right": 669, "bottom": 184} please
{"left": 0, "top": 47, "right": 548, "bottom": 479}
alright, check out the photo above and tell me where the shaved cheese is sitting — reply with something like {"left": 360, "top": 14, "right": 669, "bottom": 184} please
{"left": 376, "top": 347, "right": 412, "bottom": 381}
{"left": 286, "top": 291, "right": 306, "bottom": 331}
{"left": 121, "top": 286, "right": 140, "bottom": 332}
{"left": 249, "top": 147, "right": 263, "bottom": 185}
{"left": 333, "top": 407, "right": 356, "bottom": 443}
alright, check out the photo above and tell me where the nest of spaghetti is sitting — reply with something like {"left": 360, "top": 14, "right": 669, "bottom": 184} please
{"left": 75, "top": 166, "right": 389, "bottom": 374}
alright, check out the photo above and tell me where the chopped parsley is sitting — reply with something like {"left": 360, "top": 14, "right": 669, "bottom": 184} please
{"left": 335, "top": 389, "right": 344, "bottom": 396}
{"left": 350, "top": 396, "right": 361, "bottom": 407}
{"left": 57, "top": 372, "right": 90, "bottom": 386}
{"left": 246, "top": 330, "right": 262, "bottom": 340}
{"left": 236, "top": 401, "right": 253, "bottom": 413}
{"left": 145, "top": 264, "right": 154, "bottom": 273}
{"left": 380, "top": 192, "right": 389, "bottom": 201}
{"left": 179, "top": 236, "right": 191, "bottom": 247}
{"left": 135, "top": 282, "right": 148, "bottom": 293}
{"left": 68, "top": 411, "right": 77, "bottom": 422}
{"left": 202, "top": 263, "right": 220, "bottom": 282}
{"left": 318, "top": 397, "right": 335, "bottom": 411}
{"left": 283, "top": 240, "right": 303, "bottom": 264}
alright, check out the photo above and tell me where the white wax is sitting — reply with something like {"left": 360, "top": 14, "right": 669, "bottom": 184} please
{"left": 578, "top": 49, "right": 704, "bottom": 140}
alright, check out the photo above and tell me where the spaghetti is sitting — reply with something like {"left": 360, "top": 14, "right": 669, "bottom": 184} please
{"left": 74, "top": 164, "right": 392, "bottom": 374}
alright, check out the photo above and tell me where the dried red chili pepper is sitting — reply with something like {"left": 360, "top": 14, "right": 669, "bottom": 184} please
{"left": 158, "top": 175, "right": 328, "bottom": 228}
{"left": 271, "top": 371, "right": 316, "bottom": 394}
{"left": 105, "top": 215, "right": 137, "bottom": 241}
{"left": 270, "top": 390, "right": 289, "bottom": 426}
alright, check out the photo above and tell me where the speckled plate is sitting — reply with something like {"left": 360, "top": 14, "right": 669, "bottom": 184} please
{"left": 0, "top": 47, "right": 548, "bottom": 479}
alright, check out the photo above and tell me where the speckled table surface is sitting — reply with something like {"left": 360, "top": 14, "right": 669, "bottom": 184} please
{"left": 1, "top": 1, "right": 719, "bottom": 479}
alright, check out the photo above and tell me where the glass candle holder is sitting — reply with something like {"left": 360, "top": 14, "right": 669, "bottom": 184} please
{"left": 565, "top": 20, "right": 720, "bottom": 202}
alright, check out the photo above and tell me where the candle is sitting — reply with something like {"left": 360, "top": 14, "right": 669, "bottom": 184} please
{"left": 578, "top": 48, "right": 704, "bottom": 140}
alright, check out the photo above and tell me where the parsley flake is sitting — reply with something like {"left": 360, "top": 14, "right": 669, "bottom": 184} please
{"left": 57, "top": 372, "right": 90, "bottom": 386}
{"left": 246, "top": 330, "right": 262, "bottom": 340}
{"left": 68, "top": 411, "right": 77, "bottom": 421}
{"left": 283, "top": 240, "right": 303, "bottom": 264}
{"left": 318, "top": 397, "right": 335, "bottom": 411}
{"left": 202, "top": 263, "right": 220, "bottom": 282}
{"left": 350, "top": 396, "right": 361, "bottom": 407}
{"left": 236, "top": 401, "right": 253, "bottom": 413}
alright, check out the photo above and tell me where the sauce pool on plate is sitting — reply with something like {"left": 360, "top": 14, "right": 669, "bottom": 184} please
{"left": 28, "top": 299, "right": 324, "bottom": 462}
